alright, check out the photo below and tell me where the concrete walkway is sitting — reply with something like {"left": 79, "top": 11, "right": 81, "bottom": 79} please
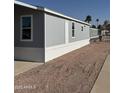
{"left": 91, "top": 55, "right": 110, "bottom": 93}
{"left": 14, "top": 61, "right": 43, "bottom": 76}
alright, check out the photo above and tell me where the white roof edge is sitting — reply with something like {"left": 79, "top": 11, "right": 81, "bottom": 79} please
{"left": 90, "top": 28, "right": 98, "bottom": 30}
{"left": 15, "top": 0, "right": 91, "bottom": 26}
{"left": 14, "top": 1, "right": 37, "bottom": 10}
{"left": 44, "top": 8, "right": 91, "bottom": 26}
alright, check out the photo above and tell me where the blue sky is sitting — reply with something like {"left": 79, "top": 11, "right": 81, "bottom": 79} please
{"left": 18, "top": 0, "right": 110, "bottom": 25}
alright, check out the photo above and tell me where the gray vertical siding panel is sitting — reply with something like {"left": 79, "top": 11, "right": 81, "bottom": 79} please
{"left": 45, "top": 13, "right": 90, "bottom": 47}
{"left": 14, "top": 4, "right": 45, "bottom": 62}
{"left": 14, "top": 4, "right": 44, "bottom": 48}
{"left": 68, "top": 21, "right": 90, "bottom": 43}
{"left": 45, "top": 14, "right": 65, "bottom": 47}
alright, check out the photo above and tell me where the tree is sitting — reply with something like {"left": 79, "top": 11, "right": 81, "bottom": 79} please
{"left": 97, "top": 25, "right": 102, "bottom": 30}
{"left": 106, "top": 24, "right": 110, "bottom": 31}
{"left": 84, "top": 15, "right": 92, "bottom": 23}
{"left": 92, "top": 25, "right": 96, "bottom": 28}
{"left": 96, "top": 19, "right": 99, "bottom": 27}
{"left": 103, "top": 20, "right": 109, "bottom": 26}
{"left": 103, "top": 20, "right": 110, "bottom": 30}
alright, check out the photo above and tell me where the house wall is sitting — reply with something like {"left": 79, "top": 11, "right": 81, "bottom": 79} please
{"left": 45, "top": 13, "right": 90, "bottom": 62}
{"left": 68, "top": 21, "right": 90, "bottom": 43}
{"left": 14, "top": 47, "right": 44, "bottom": 61}
{"left": 90, "top": 28, "right": 99, "bottom": 39}
{"left": 14, "top": 4, "right": 90, "bottom": 62}
{"left": 45, "top": 13, "right": 90, "bottom": 47}
{"left": 14, "top": 5, "right": 45, "bottom": 62}
{"left": 45, "top": 14, "right": 65, "bottom": 47}
{"left": 14, "top": 4, "right": 44, "bottom": 48}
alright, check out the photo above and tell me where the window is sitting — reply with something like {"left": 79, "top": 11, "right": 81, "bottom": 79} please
{"left": 20, "top": 15, "right": 33, "bottom": 41}
{"left": 81, "top": 26, "right": 83, "bottom": 31}
{"left": 72, "top": 22, "right": 75, "bottom": 37}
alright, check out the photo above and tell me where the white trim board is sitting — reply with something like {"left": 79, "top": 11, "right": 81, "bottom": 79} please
{"left": 45, "top": 39, "right": 90, "bottom": 62}
{"left": 65, "top": 20, "right": 69, "bottom": 44}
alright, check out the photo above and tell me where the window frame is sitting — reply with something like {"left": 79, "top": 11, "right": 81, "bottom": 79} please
{"left": 20, "top": 15, "right": 33, "bottom": 41}
{"left": 81, "top": 26, "right": 84, "bottom": 31}
{"left": 72, "top": 22, "right": 76, "bottom": 38}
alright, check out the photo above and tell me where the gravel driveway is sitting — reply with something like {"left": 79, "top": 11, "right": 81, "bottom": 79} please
{"left": 15, "top": 41, "right": 109, "bottom": 93}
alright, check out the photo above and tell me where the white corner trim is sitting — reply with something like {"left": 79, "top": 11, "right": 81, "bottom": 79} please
{"left": 15, "top": 1, "right": 37, "bottom": 9}
{"left": 45, "top": 39, "right": 90, "bottom": 62}
{"left": 44, "top": 14, "right": 47, "bottom": 47}
{"left": 65, "top": 20, "right": 69, "bottom": 44}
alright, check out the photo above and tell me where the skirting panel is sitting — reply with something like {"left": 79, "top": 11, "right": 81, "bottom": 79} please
{"left": 14, "top": 47, "right": 44, "bottom": 62}
{"left": 45, "top": 39, "right": 90, "bottom": 62}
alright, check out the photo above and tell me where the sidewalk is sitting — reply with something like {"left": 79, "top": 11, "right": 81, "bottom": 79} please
{"left": 91, "top": 55, "right": 110, "bottom": 93}
{"left": 14, "top": 61, "right": 43, "bottom": 76}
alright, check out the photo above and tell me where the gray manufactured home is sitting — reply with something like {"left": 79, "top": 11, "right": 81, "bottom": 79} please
{"left": 14, "top": 1, "right": 91, "bottom": 62}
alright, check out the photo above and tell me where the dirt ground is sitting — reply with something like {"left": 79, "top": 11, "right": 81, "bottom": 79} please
{"left": 15, "top": 40, "right": 110, "bottom": 93}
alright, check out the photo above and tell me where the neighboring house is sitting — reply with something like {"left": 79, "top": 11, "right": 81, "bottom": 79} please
{"left": 101, "top": 30, "right": 110, "bottom": 36}
{"left": 90, "top": 28, "right": 99, "bottom": 39}
{"left": 14, "top": 1, "right": 91, "bottom": 62}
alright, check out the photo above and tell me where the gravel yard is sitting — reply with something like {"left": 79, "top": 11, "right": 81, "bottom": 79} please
{"left": 15, "top": 41, "right": 109, "bottom": 93}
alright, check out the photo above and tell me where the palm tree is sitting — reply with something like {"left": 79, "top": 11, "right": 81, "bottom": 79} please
{"left": 84, "top": 15, "right": 92, "bottom": 23}
{"left": 96, "top": 19, "right": 99, "bottom": 27}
